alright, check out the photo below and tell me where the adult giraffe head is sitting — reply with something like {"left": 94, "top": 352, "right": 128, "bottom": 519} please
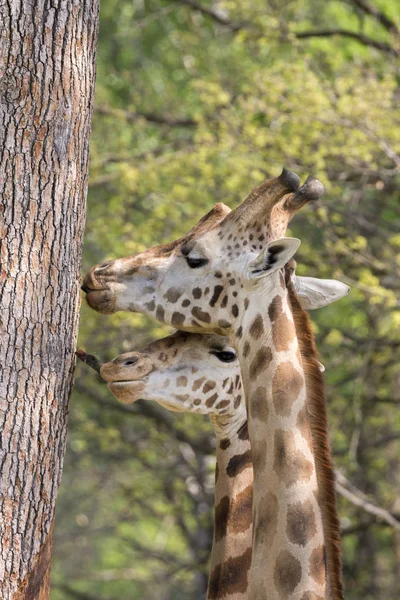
{"left": 82, "top": 170, "right": 348, "bottom": 330}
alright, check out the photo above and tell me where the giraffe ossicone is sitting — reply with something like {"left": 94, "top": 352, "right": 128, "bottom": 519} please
{"left": 83, "top": 170, "right": 346, "bottom": 599}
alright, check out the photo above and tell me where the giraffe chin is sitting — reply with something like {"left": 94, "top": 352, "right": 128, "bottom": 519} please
{"left": 85, "top": 290, "right": 117, "bottom": 314}
{"left": 108, "top": 380, "right": 146, "bottom": 404}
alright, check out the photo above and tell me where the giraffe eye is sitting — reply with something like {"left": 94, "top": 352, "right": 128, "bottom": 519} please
{"left": 186, "top": 256, "right": 209, "bottom": 269}
{"left": 211, "top": 350, "right": 237, "bottom": 363}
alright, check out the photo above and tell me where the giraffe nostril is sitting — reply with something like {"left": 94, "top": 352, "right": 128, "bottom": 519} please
{"left": 95, "top": 261, "right": 112, "bottom": 274}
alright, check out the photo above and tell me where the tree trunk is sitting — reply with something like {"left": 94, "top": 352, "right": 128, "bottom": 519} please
{"left": 0, "top": 1, "right": 99, "bottom": 598}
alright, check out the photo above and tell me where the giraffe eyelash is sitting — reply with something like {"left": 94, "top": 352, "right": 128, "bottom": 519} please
{"left": 186, "top": 256, "right": 209, "bottom": 269}
{"left": 210, "top": 350, "right": 237, "bottom": 363}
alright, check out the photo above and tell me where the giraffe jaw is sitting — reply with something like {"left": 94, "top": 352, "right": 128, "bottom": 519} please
{"left": 108, "top": 379, "right": 147, "bottom": 403}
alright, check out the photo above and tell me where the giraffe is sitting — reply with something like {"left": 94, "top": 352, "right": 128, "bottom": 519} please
{"left": 99, "top": 287, "right": 337, "bottom": 600}
{"left": 82, "top": 170, "right": 349, "bottom": 599}
{"left": 101, "top": 331, "right": 252, "bottom": 600}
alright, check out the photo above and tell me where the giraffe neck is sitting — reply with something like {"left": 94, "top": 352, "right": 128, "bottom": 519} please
{"left": 207, "top": 409, "right": 253, "bottom": 600}
{"left": 234, "top": 281, "right": 327, "bottom": 600}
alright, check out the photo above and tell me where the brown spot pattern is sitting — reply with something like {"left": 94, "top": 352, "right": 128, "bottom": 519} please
{"left": 203, "top": 380, "right": 216, "bottom": 393}
{"left": 252, "top": 439, "right": 267, "bottom": 474}
{"left": 165, "top": 288, "right": 182, "bottom": 303}
{"left": 192, "top": 287, "right": 202, "bottom": 299}
{"left": 144, "top": 299, "right": 155, "bottom": 311}
{"left": 237, "top": 422, "right": 249, "bottom": 440}
{"left": 226, "top": 450, "right": 252, "bottom": 477}
{"left": 192, "top": 377, "right": 205, "bottom": 391}
{"left": 310, "top": 545, "right": 326, "bottom": 586}
{"left": 216, "top": 400, "right": 229, "bottom": 409}
{"left": 210, "top": 285, "right": 224, "bottom": 307}
{"left": 177, "top": 376, "right": 187, "bottom": 387}
{"left": 272, "top": 362, "right": 304, "bottom": 416}
{"left": 229, "top": 484, "right": 253, "bottom": 534}
{"left": 176, "top": 394, "right": 189, "bottom": 402}
{"left": 273, "top": 429, "right": 314, "bottom": 487}
{"left": 206, "top": 393, "right": 218, "bottom": 407}
{"left": 192, "top": 307, "right": 211, "bottom": 323}
{"left": 268, "top": 294, "right": 282, "bottom": 322}
{"left": 249, "top": 314, "right": 264, "bottom": 340}
{"left": 273, "top": 311, "right": 296, "bottom": 352}
{"left": 274, "top": 550, "right": 302, "bottom": 596}
{"left": 254, "top": 492, "right": 278, "bottom": 549}
{"left": 143, "top": 285, "right": 155, "bottom": 294}
{"left": 156, "top": 305, "right": 165, "bottom": 321}
{"left": 243, "top": 341, "right": 250, "bottom": 358}
{"left": 208, "top": 548, "right": 252, "bottom": 599}
{"left": 286, "top": 499, "right": 317, "bottom": 547}
{"left": 249, "top": 387, "right": 269, "bottom": 422}
{"left": 219, "top": 438, "right": 230, "bottom": 450}
{"left": 218, "top": 319, "right": 231, "bottom": 329}
{"left": 214, "top": 496, "right": 230, "bottom": 542}
{"left": 249, "top": 346, "right": 273, "bottom": 380}
{"left": 171, "top": 311, "right": 186, "bottom": 327}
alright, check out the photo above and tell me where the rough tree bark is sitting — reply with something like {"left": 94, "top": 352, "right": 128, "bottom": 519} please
{"left": 0, "top": 1, "right": 100, "bottom": 598}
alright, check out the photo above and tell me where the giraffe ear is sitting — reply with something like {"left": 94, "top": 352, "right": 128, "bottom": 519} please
{"left": 248, "top": 238, "right": 301, "bottom": 280}
{"left": 293, "top": 276, "right": 350, "bottom": 310}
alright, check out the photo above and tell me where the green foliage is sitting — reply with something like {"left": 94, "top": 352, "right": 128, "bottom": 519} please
{"left": 53, "top": 1, "right": 400, "bottom": 599}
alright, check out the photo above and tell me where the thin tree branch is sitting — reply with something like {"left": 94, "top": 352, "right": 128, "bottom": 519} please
{"left": 175, "top": 0, "right": 245, "bottom": 31}
{"left": 341, "top": 519, "right": 374, "bottom": 536}
{"left": 350, "top": 0, "right": 399, "bottom": 36}
{"left": 95, "top": 104, "right": 197, "bottom": 127}
{"left": 335, "top": 471, "right": 400, "bottom": 529}
{"left": 76, "top": 350, "right": 102, "bottom": 373}
{"left": 295, "top": 28, "right": 396, "bottom": 54}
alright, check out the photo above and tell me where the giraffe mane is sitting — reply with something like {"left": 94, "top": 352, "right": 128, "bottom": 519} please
{"left": 287, "top": 282, "right": 344, "bottom": 600}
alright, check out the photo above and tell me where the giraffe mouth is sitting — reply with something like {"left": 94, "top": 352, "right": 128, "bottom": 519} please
{"left": 109, "top": 378, "right": 146, "bottom": 386}
{"left": 82, "top": 287, "right": 117, "bottom": 314}
{"left": 107, "top": 379, "right": 147, "bottom": 404}
{"left": 81, "top": 284, "right": 109, "bottom": 295}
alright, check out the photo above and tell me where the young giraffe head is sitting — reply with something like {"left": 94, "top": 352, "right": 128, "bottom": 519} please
{"left": 101, "top": 331, "right": 253, "bottom": 600}
{"left": 82, "top": 170, "right": 348, "bottom": 333}
{"left": 100, "top": 331, "right": 245, "bottom": 430}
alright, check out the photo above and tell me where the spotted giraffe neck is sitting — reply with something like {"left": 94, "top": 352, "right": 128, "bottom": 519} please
{"left": 234, "top": 282, "right": 330, "bottom": 600}
{"left": 207, "top": 410, "right": 253, "bottom": 600}
{"left": 287, "top": 284, "right": 343, "bottom": 600}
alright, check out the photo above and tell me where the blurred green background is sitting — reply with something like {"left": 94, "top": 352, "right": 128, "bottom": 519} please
{"left": 51, "top": 1, "right": 400, "bottom": 598}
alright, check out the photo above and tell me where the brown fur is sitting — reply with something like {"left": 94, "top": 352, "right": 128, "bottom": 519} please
{"left": 287, "top": 282, "right": 344, "bottom": 600}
